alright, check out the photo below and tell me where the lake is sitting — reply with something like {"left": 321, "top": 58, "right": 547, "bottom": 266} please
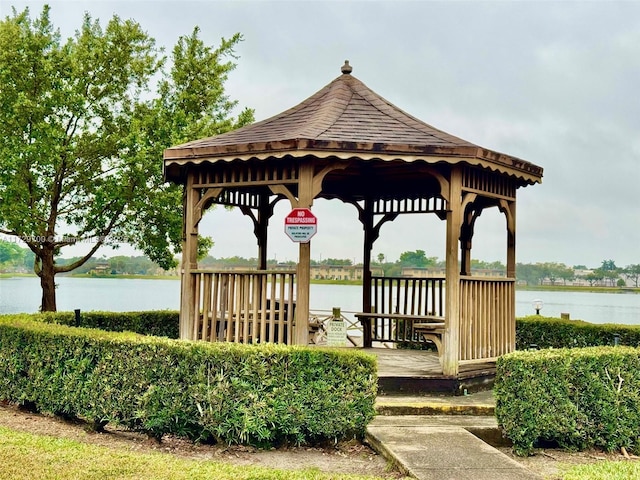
{"left": 1, "top": 276, "right": 640, "bottom": 325}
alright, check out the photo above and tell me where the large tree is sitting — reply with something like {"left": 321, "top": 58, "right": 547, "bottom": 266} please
{"left": 398, "top": 250, "right": 438, "bottom": 268}
{"left": 623, "top": 264, "right": 640, "bottom": 288}
{"left": 0, "top": 6, "right": 253, "bottom": 311}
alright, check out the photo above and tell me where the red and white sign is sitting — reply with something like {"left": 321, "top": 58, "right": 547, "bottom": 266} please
{"left": 284, "top": 208, "right": 317, "bottom": 243}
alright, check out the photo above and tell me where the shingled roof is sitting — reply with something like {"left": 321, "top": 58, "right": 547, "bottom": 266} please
{"left": 164, "top": 61, "right": 543, "bottom": 184}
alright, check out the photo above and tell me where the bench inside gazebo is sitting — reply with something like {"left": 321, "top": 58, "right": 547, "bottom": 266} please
{"left": 163, "top": 61, "right": 543, "bottom": 386}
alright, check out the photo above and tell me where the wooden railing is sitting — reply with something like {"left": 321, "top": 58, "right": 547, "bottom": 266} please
{"left": 372, "top": 276, "right": 445, "bottom": 317}
{"left": 362, "top": 275, "right": 515, "bottom": 362}
{"left": 459, "top": 276, "right": 515, "bottom": 361}
{"left": 365, "top": 276, "right": 445, "bottom": 344}
{"left": 190, "top": 270, "right": 296, "bottom": 344}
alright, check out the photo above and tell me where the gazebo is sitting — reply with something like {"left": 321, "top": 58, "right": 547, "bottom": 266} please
{"left": 163, "top": 61, "right": 543, "bottom": 378}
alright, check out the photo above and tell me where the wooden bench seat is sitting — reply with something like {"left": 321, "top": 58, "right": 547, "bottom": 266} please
{"left": 355, "top": 312, "right": 445, "bottom": 356}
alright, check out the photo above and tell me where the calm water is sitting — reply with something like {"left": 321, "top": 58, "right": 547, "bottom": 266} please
{"left": 1, "top": 276, "right": 640, "bottom": 325}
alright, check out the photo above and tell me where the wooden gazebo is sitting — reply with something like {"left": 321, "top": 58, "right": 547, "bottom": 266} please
{"left": 163, "top": 61, "right": 543, "bottom": 377}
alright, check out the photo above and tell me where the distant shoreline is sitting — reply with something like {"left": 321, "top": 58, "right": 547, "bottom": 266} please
{"left": 516, "top": 285, "right": 640, "bottom": 294}
{"left": 2, "top": 273, "right": 638, "bottom": 293}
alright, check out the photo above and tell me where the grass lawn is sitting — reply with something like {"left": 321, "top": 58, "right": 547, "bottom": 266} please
{"left": 0, "top": 426, "right": 388, "bottom": 480}
{"left": 2, "top": 415, "right": 639, "bottom": 480}
{"left": 561, "top": 460, "right": 640, "bottom": 480}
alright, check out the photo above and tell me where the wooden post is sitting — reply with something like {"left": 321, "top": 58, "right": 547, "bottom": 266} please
{"left": 294, "top": 161, "right": 314, "bottom": 345}
{"left": 180, "top": 172, "right": 199, "bottom": 340}
{"left": 460, "top": 219, "right": 472, "bottom": 277}
{"left": 443, "top": 167, "right": 462, "bottom": 376}
{"left": 257, "top": 192, "right": 270, "bottom": 271}
{"left": 505, "top": 200, "right": 516, "bottom": 278}
{"left": 361, "top": 198, "right": 374, "bottom": 348}
{"left": 504, "top": 199, "right": 517, "bottom": 353}
{"left": 459, "top": 203, "right": 479, "bottom": 277}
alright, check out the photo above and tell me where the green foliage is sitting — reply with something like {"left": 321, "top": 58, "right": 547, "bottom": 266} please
{"left": 0, "top": 6, "right": 254, "bottom": 309}
{"left": 495, "top": 347, "right": 640, "bottom": 456}
{"left": 120, "top": 27, "right": 254, "bottom": 270}
{"left": 516, "top": 262, "right": 575, "bottom": 286}
{"left": 55, "top": 255, "right": 166, "bottom": 275}
{"left": 584, "top": 270, "right": 604, "bottom": 286}
{"left": 35, "top": 310, "right": 180, "bottom": 338}
{"left": 601, "top": 260, "right": 618, "bottom": 271}
{"left": 318, "top": 258, "right": 353, "bottom": 266}
{"left": 624, "top": 264, "right": 640, "bottom": 287}
{"left": 0, "top": 315, "right": 377, "bottom": 446}
{"left": 516, "top": 316, "right": 640, "bottom": 350}
{"left": 199, "top": 255, "right": 260, "bottom": 269}
{"left": 0, "top": 6, "right": 161, "bottom": 262}
{"left": 0, "top": 240, "right": 23, "bottom": 264}
{"left": 0, "top": 239, "right": 34, "bottom": 271}
{"left": 470, "top": 259, "right": 506, "bottom": 271}
{"left": 398, "top": 250, "right": 437, "bottom": 268}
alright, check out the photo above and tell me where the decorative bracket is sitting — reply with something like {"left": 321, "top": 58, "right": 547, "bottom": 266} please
{"left": 193, "top": 187, "right": 223, "bottom": 227}
{"left": 499, "top": 199, "right": 516, "bottom": 235}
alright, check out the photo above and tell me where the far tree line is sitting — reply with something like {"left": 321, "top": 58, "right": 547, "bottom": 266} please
{"left": 1, "top": 241, "right": 639, "bottom": 287}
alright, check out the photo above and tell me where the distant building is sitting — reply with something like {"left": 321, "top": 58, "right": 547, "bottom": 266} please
{"left": 91, "top": 262, "right": 110, "bottom": 275}
{"left": 400, "top": 267, "right": 445, "bottom": 278}
{"left": 400, "top": 267, "right": 505, "bottom": 278}
{"left": 311, "top": 265, "right": 383, "bottom": 281}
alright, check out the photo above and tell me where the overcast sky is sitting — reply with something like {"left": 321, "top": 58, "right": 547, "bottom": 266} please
{"left": 2, "top": 0, "right": 639, "bottom": 268}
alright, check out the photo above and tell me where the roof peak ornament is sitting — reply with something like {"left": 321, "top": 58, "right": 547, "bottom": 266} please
{"left": 341, "top": 60, "right": 352, "bottom": 75}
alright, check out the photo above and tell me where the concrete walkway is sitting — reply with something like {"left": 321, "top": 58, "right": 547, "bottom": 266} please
{"left": 366, "top": 392, "right": 541, "bottom": 480}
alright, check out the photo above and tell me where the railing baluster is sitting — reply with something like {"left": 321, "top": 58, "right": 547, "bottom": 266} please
{"left": 229, "top": 274, "right": 238, "bottom": 342}
{"left": 287, "top": 273, "right": 294, "bottom": 344}
{"left": 193, "top": 272, "right": 201, "bottom": 340}
{"left": 259, "top": 274, "right": 267, "bottom": 342}
{"left": 278, "top": 275, "right": 286, "bottom": 343}
{"left": 211, "top": 273, "right": 221, "bottom": 341}
{"left": 269, "top": 274, "right": 276, "bottom": 343}
{"left": 201, "top": 272, "right": 212, "bottom": 341}
{"left": 242, "top": 274, "right": 250, "bottom": 343}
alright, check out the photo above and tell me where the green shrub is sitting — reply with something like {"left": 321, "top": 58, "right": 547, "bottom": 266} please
{"left": 495, "top": 346, "right": 640, "bottom": 456}
{"left": 36, "top": 310, "right": 179, "bottom": 338}
{"left": 516, "top": 316, "right": 640, "bottom": 350}
{"left": 0, "top": 315, "right": 377, "bottom": 446}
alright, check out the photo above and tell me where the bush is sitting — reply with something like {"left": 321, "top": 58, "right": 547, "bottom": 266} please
{"left": 0, "top": 315, "right": 377, "bottom": 446}
{"left": 36, "top": 310, "right": 179, "bottom": 338}
{"left": 495, "top": 346, "right": 640, "bottom": 456}
{"left": 516, "top": 316, "right": 640, "bottom": 350}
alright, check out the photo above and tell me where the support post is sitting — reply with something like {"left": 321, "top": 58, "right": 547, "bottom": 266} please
{"left": 294, "top": 161, "right": 314, "bottom": 345}
{"left": 504, "top": 200, "right": 516, "bottom": 278}
{"left": 502, "top": 199, "right": 517, "bottom": 352}
{"left": 257, "top": 192, "right": 270, "bottom": 270}
{"left": 180, "top": 172, "right": 199, "bottom": 340}
{"left": 361, "top": 198, "right": 374, "bottom": 348}
{"left": 443, "top": 167, "right": 463, "bottom": 376}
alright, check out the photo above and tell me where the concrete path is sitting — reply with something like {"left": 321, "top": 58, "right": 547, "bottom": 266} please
{"left": 367, "top": 392, "right": 541, "bottom": 480}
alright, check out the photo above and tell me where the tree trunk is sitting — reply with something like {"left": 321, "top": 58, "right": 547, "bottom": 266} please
{"left": 39, "top": 247, "right": 57, "bottom": 312}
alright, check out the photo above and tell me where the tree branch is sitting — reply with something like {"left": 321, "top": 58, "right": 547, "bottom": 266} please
{"left": 54, "top": 238, "right": 104, "bottom": 273}
{"left": 54, "top": 206, "right": 125, "bottom": 273}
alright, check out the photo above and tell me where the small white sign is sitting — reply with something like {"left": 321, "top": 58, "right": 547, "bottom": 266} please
{"left": 326, "top": 320, "right": 347, "bottom": 347}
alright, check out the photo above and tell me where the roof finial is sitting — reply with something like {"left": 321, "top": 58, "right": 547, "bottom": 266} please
{"left": 341, "top": 60, "right": 352, "bottom": 75}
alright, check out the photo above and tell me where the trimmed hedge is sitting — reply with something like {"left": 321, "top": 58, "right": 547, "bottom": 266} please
{"left": 516, "top": 316, "right": 640, "bottom": 350}
{"left": 495, "top": 346, "right": 640, "bottom": 456}
{"left": 0, "top": 315, "right": 377, "bottom": 446}
{"left": 36, "top": 310, "right": 179, "bottom": 338}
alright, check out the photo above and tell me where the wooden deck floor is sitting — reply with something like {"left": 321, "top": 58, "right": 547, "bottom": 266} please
{"left": 362, "top": 348, "right": 496, "bottom": 395}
